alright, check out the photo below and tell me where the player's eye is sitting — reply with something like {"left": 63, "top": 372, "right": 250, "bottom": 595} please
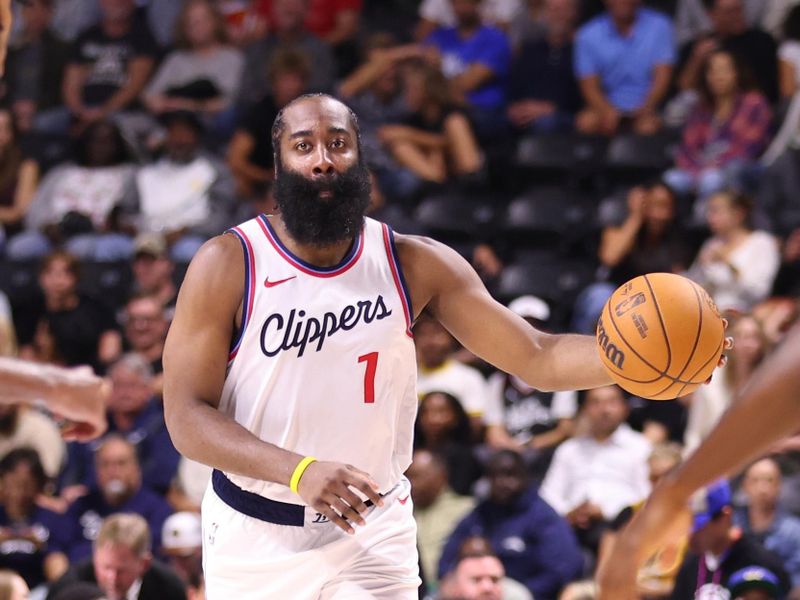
{"left": 330, "top": 139, "right": 346, "bottom": 149}
{"left": 295, "top": 141, "right": 310, "bottom": 151}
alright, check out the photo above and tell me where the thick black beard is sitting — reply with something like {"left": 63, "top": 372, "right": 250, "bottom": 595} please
{"left": 273, "top": 162, "right": 371, "bottom": 247}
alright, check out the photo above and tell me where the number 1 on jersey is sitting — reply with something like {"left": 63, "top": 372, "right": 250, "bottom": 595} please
{"left": 358, "top": 352, "right": 379, "bottom": 404}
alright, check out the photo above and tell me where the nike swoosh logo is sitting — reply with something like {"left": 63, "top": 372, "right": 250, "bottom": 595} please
{"left": 398, "top": 495, "right": 410, "bottom": 505}
{"left": 264, "top": 275, "right": 297, "bottom": 288}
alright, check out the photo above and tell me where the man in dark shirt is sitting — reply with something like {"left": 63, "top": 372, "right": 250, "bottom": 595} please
{"left": 228, "top": 48, "right": 311, "bottom": 198}
{"left": 675, "top": 0, "right": 778, "bottom": 103}
{"left": 48, "top": 513, "right": 186, "bottom": 600}
{"left": 5, "top": 0, "right": 70, "bottom": 133}
{"left": 670, "top": 480, "right": 790, "bottom": 599}
{"left": 61, "top": 354, "right": 180, "bottom": 495}
{"left": 507, "top": 0, "right": 582, "bottom": 134}
{"left": 484, "top": 296, "right": 576, "bottom": 480}
{"left": 13, "top": 251, "right": 121, "bottom": 372}
{"left": 60, "top": 435, "right": 173, "bottom": 563}
{"left": 61, "top": 0, "right": 158, "bottom": 131}
{"left": 438, "top": 450, "right": 583, "bottom": 599}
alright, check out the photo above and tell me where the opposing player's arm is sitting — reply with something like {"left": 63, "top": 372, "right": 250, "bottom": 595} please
{"left": 163, "top": 235, "right": 382, "bottom": 532}
{"left": 597, "top": 324, "right": 800, "bottom": 599}
{"left": 397, "top": 235, "right": 613, "bottom": 392}
{"left": 0, "top": 358, "right": 108, "bottom": 441}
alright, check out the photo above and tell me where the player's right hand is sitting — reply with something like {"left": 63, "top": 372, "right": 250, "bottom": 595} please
{"left": 52, "top": 366, "right": 110, "bottom": 441}
{"left": 296, "top": 462, "right": 384, "bottom": 534}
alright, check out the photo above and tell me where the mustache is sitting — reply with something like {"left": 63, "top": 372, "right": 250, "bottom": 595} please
{"left": 273, "top": 163, "right": 372, "bottom": 247}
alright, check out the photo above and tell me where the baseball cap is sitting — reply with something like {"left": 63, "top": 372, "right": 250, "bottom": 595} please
{"left": 134, "top": 233, "right": 167, "bottom": 258}
{"left": 691, "top": 479, "right": 733, "bottom": 533}
{"left": 508, "top": 295, "right": 550, "bottom": 323}
{"left": 727, "top": 566, "right": 780, "bottom": 598}
{"left": 162, "top": 512, "right": 202, "bottom": 555}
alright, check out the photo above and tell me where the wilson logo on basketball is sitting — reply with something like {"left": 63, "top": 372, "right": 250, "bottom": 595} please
{"left": 597, "top": 316, "right": 626, "bottom": 369}
{"left": 615, "top": 292, "right": 646, "bottom": 317}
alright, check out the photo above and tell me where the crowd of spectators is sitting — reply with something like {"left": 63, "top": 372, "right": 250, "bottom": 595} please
{"left": 0, "top": 0, "right": 799, "bottom": 598}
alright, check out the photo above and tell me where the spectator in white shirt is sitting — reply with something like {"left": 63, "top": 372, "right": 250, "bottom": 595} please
{"left": 687, "top": 191, "right": 780, "bottom": 313}
{"left": 414, "top": 0, "right": 523, "bottom": 41}
{"left": 415, "top": 313, "right": 488, "bottom": 423}
{"left": 130, "top": 111, "right": 237, "bottom": 262}
{"left": 484, "top": 295, "right": 576, "bottom": 480}
{"left": 539, "top": 385, "right": 652, "bottom": 556}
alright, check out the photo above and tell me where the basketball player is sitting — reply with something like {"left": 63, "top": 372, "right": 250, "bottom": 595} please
{"left": 161, "top": 93, "right": 725, "bottom": 598}
{"left": 0, "top": 356, "right": 108, "bottom": 440}
{"left": 597, "top": 324, "right": 800, "bottom": 599}
{"left": 0, "top": 0, "right": 11, "bottom": 77}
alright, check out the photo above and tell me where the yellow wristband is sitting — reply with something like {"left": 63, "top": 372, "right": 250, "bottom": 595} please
{"left": 289, "top": 456, "right": 317, "bottom": 494}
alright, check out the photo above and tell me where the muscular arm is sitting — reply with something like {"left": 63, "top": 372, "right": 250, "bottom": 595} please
{"left": 162, "top": 235, "right": 302, "bottom": 485}
{"left": 399, "top": 235, "right": 612, "bottom": 392}
{"left": 101, "top": 56, "right": 154, "bottom": 115}
{"left": 0, "top": 0, "right": 11, "bottom": 77}
{"left": 638, "top": 64, "right": 673, "bottom": 114}
{"left": 597, "top": 324, "right": 800, "bottom": 599}
{"left": 62, "top": 63, "right": 88, "bottom": 114}
{"left": 579, "top": 75, "right": 615, "bottom": 114}
{"left": 599, "top": 215, "right": 643, "bottom": 268}
{"left": 163, "top": 235, "right": 382, "bottom": 531}
{"left": 452, "top": 63, "right": 495, "bottom": 96}
{"left": 0, "top": 358, "right": 107, "bottom": 440}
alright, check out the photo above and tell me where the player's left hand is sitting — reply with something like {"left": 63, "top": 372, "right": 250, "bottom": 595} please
{"left": 296, "top": 461, "right": 384, "bottom": 535}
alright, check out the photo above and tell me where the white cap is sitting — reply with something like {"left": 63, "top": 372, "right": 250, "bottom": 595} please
{"left": 507, "top": 295, "right": 550, "bottom": 322}
{"left": 161, "top": 512, "right": 202, "bottom": 554}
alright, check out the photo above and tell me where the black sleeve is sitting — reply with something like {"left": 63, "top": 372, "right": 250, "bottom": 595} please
{"left": 669, "top": 554, "right": 698, "bottom": 600}
{"left": 130, "top": 22, "right": 159, "bottom": 59}
{"left": 68, "top": 31, "right": 90, "bottom": 64}
{"left": 609, "top": 506, "right": 635, "bottom": 531}
{"left": 507, "top": 44, "right": 533, "bottom": 102}
{"left": 756, "top": 545, "right": 792, "bottom": 595}
{"left": 143, "top": 562, "right": 187, "bottom": 600}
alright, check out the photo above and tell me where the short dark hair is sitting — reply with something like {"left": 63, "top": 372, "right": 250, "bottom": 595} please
{"left": 0, "top": 447, "right": 47, "bottom": 491}
{"left": 785, "top": 5, "right": 800, "bottom": 41}
{"left": 486, "top": 449, "right": 527, "bottom": 479}
{"left": 40, "top": 250, "right": 80, "bottom": 279}
{"left": 270, "top": 93, "right": 362, "bottom": 169}
{"left": 456, "top": 536, "right": 499, "bottom": 562}
{"left": 714, "top": 189, "right": 755, "bottom": 226}
{"left": 414, "top": 391, "right": 473, "bottom": 447}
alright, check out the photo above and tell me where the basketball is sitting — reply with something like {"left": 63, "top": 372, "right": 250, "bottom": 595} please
{"left": 596, "top": 273, "right": 725, "bottom": 400}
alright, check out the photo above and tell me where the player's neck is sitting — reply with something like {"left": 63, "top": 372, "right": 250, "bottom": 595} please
{"left": 270, "top": 215, "right": 357, "bottom": 268}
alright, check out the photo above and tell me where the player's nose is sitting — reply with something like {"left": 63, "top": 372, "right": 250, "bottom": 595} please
{"left": 311, "top": 145, "right": 335, "bottom": 175}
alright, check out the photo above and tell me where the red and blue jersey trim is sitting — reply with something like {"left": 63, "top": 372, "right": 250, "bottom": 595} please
{"left": 227, "top": 227, "right": 256, "bottom": 363}
{"left": 381, "top": 223, "right": 414, "bottom": 338}
{"left": 256, "top": 214, "right": 364, "bottom": 277}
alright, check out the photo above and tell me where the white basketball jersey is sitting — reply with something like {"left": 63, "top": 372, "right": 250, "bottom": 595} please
{"left": 220, "top": 215, "right": 418, "bottom": 504}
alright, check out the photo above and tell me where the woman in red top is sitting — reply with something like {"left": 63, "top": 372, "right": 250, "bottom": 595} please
{"left": 663, "top": 49, "right": 772, "bottom": 220}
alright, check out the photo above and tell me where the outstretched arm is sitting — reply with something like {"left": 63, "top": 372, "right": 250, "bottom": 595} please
{"left": 597, "top": 324, "right": 800, "bottom": 599}
{"left": 398, "top": 235, "right": 613, "bottom": 392}
{"left": 163, "top": 235, "right": 382, "bottom": 533}
{"left": 0, "top": 358, "right": 108, "bottom": 441}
